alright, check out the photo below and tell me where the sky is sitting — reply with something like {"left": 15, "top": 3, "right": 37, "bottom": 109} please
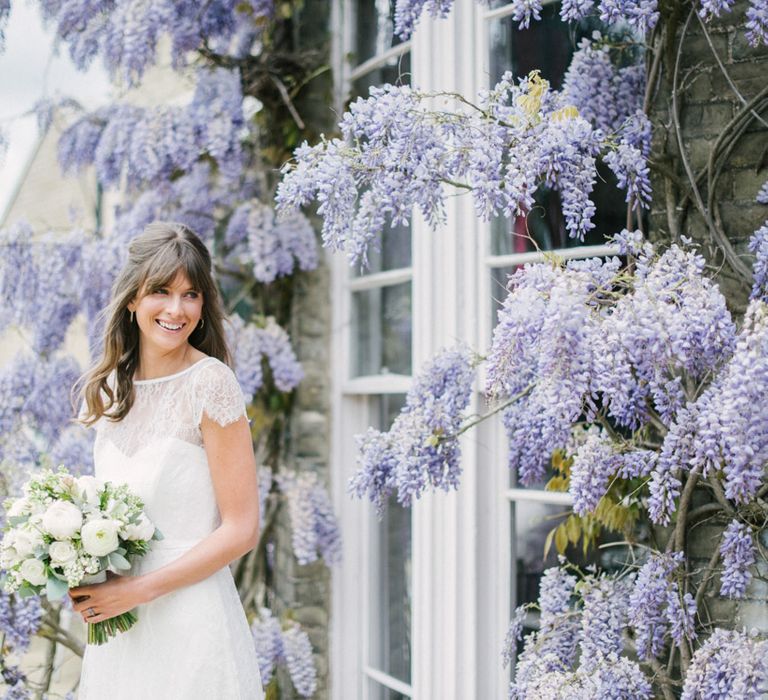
{"left": 0, "top": 2, "right": 112, "bottom": 220}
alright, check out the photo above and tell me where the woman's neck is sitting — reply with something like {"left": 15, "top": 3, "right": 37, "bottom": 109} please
{"left": 134, "top": 343, "right": 195, "bottom": 381}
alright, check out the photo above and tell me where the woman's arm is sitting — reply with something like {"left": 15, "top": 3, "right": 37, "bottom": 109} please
{"left": 70, "top": 414, "right": 259, "bottom": 623}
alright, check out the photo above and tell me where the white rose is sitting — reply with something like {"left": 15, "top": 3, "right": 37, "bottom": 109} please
{"left": 121, "top": 513, "right": 155, "bottom": 542}
{"left": 9, "top": 528, "right": 44, "bottom": 559}
{"left": 80, "top": 519, "right": 120, "bottom": 557}
{"left": 75, "top": 476, "right": 104, "bottom": 506}
{"left": 7, "top": 497, "right": 31, "bottom": 518}
{"left": 48, "top": 541, "right": 78, "bottom": 565}
{"left": 19, "top": 558, "right": 48, "bottom": 586}
{"left": 41, "top": 501, "right": 83, "bottom": 540}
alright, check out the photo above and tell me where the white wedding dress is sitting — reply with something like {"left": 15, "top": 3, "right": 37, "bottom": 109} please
{"left": 78, "top": 357, "right": 264, "bottom": 700}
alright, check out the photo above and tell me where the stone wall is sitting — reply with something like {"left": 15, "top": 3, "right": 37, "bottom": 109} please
{"left": 274, "top": 255, "right": 333, "bottom": 699}
{"left": 649, "top": 3, "right": 768, "bottom": 308}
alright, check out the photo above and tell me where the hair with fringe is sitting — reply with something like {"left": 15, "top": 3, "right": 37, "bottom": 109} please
{"left": 77, "top": 222, "right": 231, "bottom": 425}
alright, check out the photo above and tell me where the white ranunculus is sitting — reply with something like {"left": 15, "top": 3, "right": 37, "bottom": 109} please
{"left": 49, "top": 540, "right": 78, "bottom": 565}
{"left": 121, "top": 513, "right": 155, "bottom": 542}
{"left": 41, "top": 501, "right": 83, "bottom": 540}
{"left": 7, "top": 497, "right": 32, "bottom": 518}
{"left": 80, "top": 519, "right": 121, "bottom": 557}
{"left": 19, "top": 558, "right": 48, "bottom": 586}
{"left": 75, "top": 476, "right": 104, "bottom": 506}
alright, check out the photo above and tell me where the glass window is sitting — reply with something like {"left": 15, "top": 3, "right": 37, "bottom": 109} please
{"left": 368, "top": 394, "right": 412, "bottom": 693}
{"left": 351, "top": 281, "right": 412, "bottom": 377}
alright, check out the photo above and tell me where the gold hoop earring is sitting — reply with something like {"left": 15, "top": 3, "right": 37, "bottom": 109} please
{"left": 198, "top": 318, "right": 205, "bottom": 330}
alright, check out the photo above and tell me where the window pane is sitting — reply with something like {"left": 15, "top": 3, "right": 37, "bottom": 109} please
{"left": 356, "top": 0, "right": 405, "bottom": 66}
{"left": 370, "top": 395, "right": 412, "bottom": 686}
{"left": 490, "top": 265, "right": 515, "bottom": 332}
{"left": 351, "top": 282, "right": 412, "bottom": 377}
{"left": 353, "top": 221, "right": 412, "bottom": 276}
{"left": 351, "top": 51, "right": 411, "bottom": 101}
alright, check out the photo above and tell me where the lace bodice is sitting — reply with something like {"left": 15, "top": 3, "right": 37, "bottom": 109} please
{"left": 95, "top": 357, "right": 246, "bottom": 459}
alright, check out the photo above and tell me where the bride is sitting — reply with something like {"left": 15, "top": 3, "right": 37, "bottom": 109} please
{"left": 72, "top": 222, "right": 264, "bottom": 699}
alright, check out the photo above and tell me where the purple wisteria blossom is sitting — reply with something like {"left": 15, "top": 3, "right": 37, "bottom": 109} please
{"left": 719, "top": 520, "right": 756, "bottom": 599}
{"left": 226, "top": 202, "right": 318, "bottom": 284}
{"left": 562, "top": 39, "right": 645, "bottom": 137}
{"left": 682, "top": 629, "right": 768, "bottom": 699}
{"left": 277, "top": 470, "right": 342, "bottom": 567}
{"left": 578, "top": 575, "right": 632, "bottom": 664}
{"left": 598, "top": 0, "right": 659, "bottom": 32}
{"left": 393, "top": 0, "right": 454, "bottom": 39}
{"left": 746, "top": 0, "right": 768, "bottom": 46}
{"left": 250, "top": 611, "right": 318, "bottom": 696}
{"left": 36, "top": 0, "right": 274, "bottom": 85}
{"left": 502, "top": 605, "right": 528, "bottom": 668}
{"left": 569, "top": 430, "right": 621, "bottom": 515}
{"left": 49, "top": 426, "right": 96, "bottom": 476}
{"left": 278, "top": 75, "right": 619, "bottom": 266}
{"left": 226, "top": 314, "right": 304, "bottom": 400}
{"left": 757, "top": 181, "right": 768, "bottom": 204}
{"left": 57, "top": 68, "right": 245, "bottom": 192}
{"left": 749, "top": 223, "right": 768, "bottom": 301}
{"left": 349, "top": 345, "right": 475, "bottom": 511}
{"left": 0, "top": 593, "right": 43, "bottom": 653}
{"left": 627, "top": 552, "right": 695, "bottom": 658}
{"left": 282, "top": 621, "right": 318, "bottom": 697}
{"left": 251, "top": 608, "right": 283, "bottom": 684}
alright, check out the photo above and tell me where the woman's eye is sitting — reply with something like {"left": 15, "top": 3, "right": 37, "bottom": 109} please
{"left": 185, "top": 291, "right": 199, "bottom": 299}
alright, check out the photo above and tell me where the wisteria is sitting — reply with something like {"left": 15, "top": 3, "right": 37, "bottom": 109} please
{"left": 682, "top": 629, "right": 768, "bottom": 699}
{"left": 508, "top": 565, "right": 652, "bottom": 699}
{"left": 58, "top": 68, "right": 245, "bottom": 191}
{"left": 349, "top": 345, "right": 475, "bottom": 511}
{"left": 35, "top": 0, "right": 273, "bottom": 85}
{"left": 250, "top": 610, "right": 318, "bottom": 696}
{"left": 277, "top": 68, "right": 647, "bottom": 266}
{"left": 277, "top": 470, "right": 342, "bottom": 567}
{"left": 719, "top": 520, "right": 756, "bottom": 599}
{"left": 225, "top": 203, "right": 318, "bottom": 284}
{"left": 226, "top": 314, "right": 304, "bottom": 400}
{"left": 749, "top": 223, "right": 768, "bottom": 301}
{"left": 0, "top": 593, "right": 42, "bottom": 653}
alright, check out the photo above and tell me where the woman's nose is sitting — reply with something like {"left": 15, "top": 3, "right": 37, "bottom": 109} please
{"left": 165, "top": 295, "right": 183, "bottom": 315}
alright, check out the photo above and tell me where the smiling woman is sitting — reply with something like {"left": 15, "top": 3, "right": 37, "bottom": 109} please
{"left": 73, "top": 221, "right": 264, "bottom": 700}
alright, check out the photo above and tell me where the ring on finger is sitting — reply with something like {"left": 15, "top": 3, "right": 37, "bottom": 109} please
{"left": 86, "top": 607, "right": 97, "bottom": 618}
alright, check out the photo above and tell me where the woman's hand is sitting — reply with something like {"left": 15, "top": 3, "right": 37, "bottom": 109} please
{"left": 69, "top": 574, "right": 151, "bottom": 624}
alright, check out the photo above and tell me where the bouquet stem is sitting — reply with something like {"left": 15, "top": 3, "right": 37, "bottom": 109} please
{"left": 88, "top": 610, "right": 138, "bottom": 645}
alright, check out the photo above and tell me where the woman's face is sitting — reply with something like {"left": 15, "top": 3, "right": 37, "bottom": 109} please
{"left": 128, "top": 270, "right": 204, "bottom": 355}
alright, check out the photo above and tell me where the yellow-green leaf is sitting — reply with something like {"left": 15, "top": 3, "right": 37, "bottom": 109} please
{"left": 566, "top": 515, "right": 580, "bottom": 544}
{"left": 555, "top": 523, "right": 568, "bottom": 554}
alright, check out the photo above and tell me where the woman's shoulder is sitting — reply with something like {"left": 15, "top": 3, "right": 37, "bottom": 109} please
{"left": 187, "top": 356, "right": 246, "bottom": 426}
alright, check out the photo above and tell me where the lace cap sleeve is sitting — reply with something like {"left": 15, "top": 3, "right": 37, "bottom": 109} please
{"left": 193, "top": 360, "right": 248, "bottom": 427}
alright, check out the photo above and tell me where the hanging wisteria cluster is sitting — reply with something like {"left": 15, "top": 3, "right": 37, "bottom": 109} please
{"left": 276, "top": 470, "right": 342, "bottom": 567}
{"left": 251, "top": 608, "right": 318, "bottom": 697}
{"left": 349, "top": 345, "right": 475, "bottom": 513}
{"left": 391, "top": 0, "right": 768, "bottom": 45}
{"left": 278, "top": 56, "right": 651, "bottom": 265}
{"left": 34, "top": 0, "right": 273, "bottom": 85}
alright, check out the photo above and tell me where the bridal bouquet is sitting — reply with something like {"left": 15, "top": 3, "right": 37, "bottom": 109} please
{"left": 0, "top": 467, "right": 161, "bottom": 645}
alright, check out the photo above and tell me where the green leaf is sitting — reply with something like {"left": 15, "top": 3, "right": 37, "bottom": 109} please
{"left": 108, "top": 552, "right": 131, "bottom": 571}
{"left": 46, "top": 576, "right": 68, "bottom": 601}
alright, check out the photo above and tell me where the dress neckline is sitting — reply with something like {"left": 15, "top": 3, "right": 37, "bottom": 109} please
{"left": 133, "top": 356, "right": 217, "bottom": 385}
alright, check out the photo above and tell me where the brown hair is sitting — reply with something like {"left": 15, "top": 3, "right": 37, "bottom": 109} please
{"left": 77, "top": 222, "right": 231, "bottom": 425}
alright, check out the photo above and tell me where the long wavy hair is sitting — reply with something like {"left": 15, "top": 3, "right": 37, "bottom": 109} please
{"left": 77, "top": 222, "right": 231, "bottom": 425}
